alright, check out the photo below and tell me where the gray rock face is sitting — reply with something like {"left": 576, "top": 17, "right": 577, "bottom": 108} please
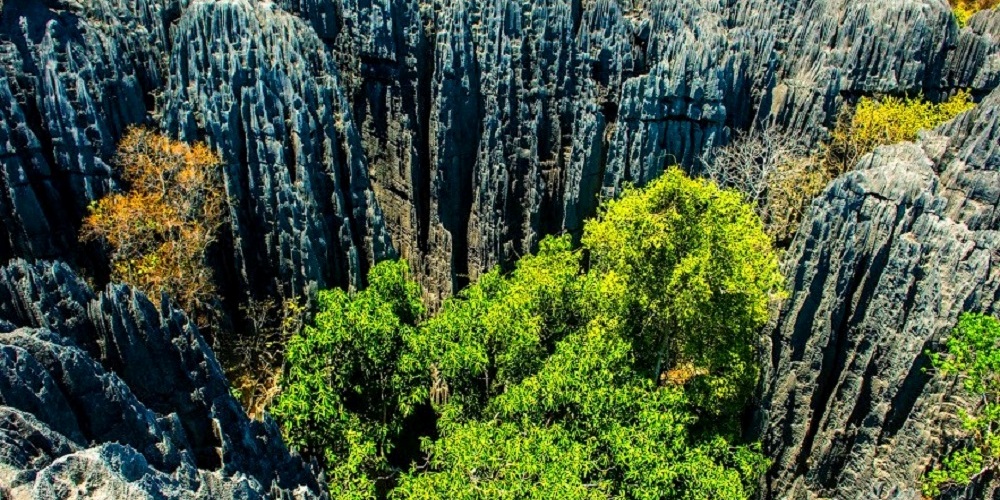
{"left": 278, "top": 0, "right": 1000, "bottom": 300}
{"left": 0, "top": 259, "right": 326, "bottom": 499}
{"left": 755, "top": 86, "right": 1000, "bottom": 499}
{"left": 2, "top": 0, "right": 999, "bottom": 304}
{"left": 946, "top": 9, "right": 1000, "bottom": 97}
{"left": 0, "top": 0, "right": 165, "bottom": 262}
{"left": 1, "top": 0, "right": 1000, "bottom": 496}
{"left": 161, "top": 0, "right": 396, "bottom": 301}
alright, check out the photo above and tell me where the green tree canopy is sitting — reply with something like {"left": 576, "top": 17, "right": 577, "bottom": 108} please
{"left": 582, "top": 167, "right": 783, "bottom": 416}
{"left": 273, "top": 168, "right": 784, "bottom": 499}
{"left": 271, "top": 260, "right": 424, "bottom": 497}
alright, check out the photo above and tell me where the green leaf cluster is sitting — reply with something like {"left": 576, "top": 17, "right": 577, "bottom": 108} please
{"left": 270, "top": 260, "right": 425, "bottom": 497}
{"left": 273, "top": 168, "right": 783, "bottom": 498}
{"left": 923, "top": 313, "right": 1000, "bottom": 497}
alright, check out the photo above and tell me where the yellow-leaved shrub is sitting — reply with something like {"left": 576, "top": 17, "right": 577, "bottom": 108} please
{"left": 950, "top": 0, "right": 998, "bottom": 27}
{"left": 824, "top": 90, "right": 975, "bottom": 176}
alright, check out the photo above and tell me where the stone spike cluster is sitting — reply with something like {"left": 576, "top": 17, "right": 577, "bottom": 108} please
{"left": 3, "top": 0, "right": 996, "bottom": 304}
{"left": 0, "top": 260, "right": 326, "bottom": 498}
{"left": 756, "top": 85, "right": 1000, "bottom": 498}
{"left": 162, "top": 0, "right": 397, "bottom": 302}
{"left": 0, "top": 0, "right": 999, "bottom": 498}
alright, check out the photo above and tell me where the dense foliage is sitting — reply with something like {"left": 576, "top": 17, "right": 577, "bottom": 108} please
{"left": 825, "top": 91, "right": 974, "bottom": 175}
{"left": 273, "top": 168, "right": 783, "bottom": 498}
{"left": 950, "top": 0, "right": 998, "bottom": 27}
{"left": 583, "top": 168, "right": 783, "bottom": 415}
{"left": 923, "top": 313, "right": 1000, "bottom": 497}
{"left": 80, "top": 127, "right": 225, "bottom": 325}
{"left": 271, "top": 260, "right": 425, "bottom": 497}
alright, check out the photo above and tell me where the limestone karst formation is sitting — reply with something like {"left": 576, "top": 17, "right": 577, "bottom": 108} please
{"left": 0, "top": 0, "right": 999, "bottom": 498}
{"left": 0, "top": 260, "right": 327, "bottom": 498}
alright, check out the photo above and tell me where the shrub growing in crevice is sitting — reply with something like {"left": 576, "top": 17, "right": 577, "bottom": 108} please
{"left": 81, "top": 127, "right": 226, "bottom": 328}
{"left": 702, "top": 128, "right": 826, "bottom": 245}
{"left": 222, "top": 296, "right": 308, "bottom": 419}
{"left": 824, "top": 91, "right": 975, "bottom": 176}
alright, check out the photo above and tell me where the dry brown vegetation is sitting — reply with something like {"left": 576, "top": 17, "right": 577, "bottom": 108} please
{"left": 703, "top": 128, "right": 826, "bottom": 244}
{"left": 81, "top": 127, "right": 226, "bottom": 327}
{"left": 221, "top": 297, "right": 307, "bottom": 419}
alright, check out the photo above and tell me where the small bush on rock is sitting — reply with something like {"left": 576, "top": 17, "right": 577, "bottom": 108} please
{"left": 825, "top": 91, "right": 974, "bottom": 175}
{"left": 923, "top": 313, "right": 1000, "bottom": 497}
{"left": 950, "top": 0, "right": 999, "bottom": 27}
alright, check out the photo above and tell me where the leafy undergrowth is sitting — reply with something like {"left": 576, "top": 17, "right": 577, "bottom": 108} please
{"left": 220, "top": 298, "right": 307, "bottom": 419}
{"left": 923, "top": 314, "right": 1000, "bottom": 497}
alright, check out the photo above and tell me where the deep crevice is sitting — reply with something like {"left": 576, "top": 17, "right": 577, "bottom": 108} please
{"left": 816, "top": 343, "right": 881, "bottom": 487}
{"left": 415, "top": 17, "right": 434, "bottom": 254}
{"left": 792, "top": 250, "right": 871, "bottom": 476}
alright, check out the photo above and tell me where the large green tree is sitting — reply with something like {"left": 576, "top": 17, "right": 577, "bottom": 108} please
{"left": 398, "top": 236, "right": 586, "bottom": 419}
{"left": 273, "top": 168, "right": 784, "bottom": 498}
{"left": 582, "top": 167, "right": 783, "bottom": 416}
{"left": 398, "top": 317, "right": 768, "bottom": 499}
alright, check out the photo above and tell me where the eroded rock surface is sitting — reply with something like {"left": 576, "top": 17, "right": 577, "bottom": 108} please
{"left": 162, "top": 0, "right": 396, "bottom": 301}
{"left": 1, "top": 1, "right": 1000, "bottom": 497}
{"left": 756, "top": 85, "right": 1000, "bottom": 499}
{"left": 3, "top": 0, "right": 999, "bottom": 303}
{"left": 0, "top": 260, "right": 326, "bottom": 499}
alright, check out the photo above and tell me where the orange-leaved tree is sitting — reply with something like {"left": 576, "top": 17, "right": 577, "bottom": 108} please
{"left": 81, "top": 127, "right": 226, "bottom": 326}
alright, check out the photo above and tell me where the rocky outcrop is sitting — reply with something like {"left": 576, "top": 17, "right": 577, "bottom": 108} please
{"left": 275, "top": 0, "right": 1000, "bottom": 300}
{"left": 756, "top": 85, "right": 1000, "bottom": 498}
{"left": 0, "top": 0, "right": 168, "bottom": 263}
{"left": 2, "top": 0, "right": 999, "bottom": 304}
{"left": 0, "top": 259, "right": 326, "bottom": 498}
{"left": 0, "top": 1, "right": 999, "bottom": 498}
{"left": 945, "top": 9, "right": 1000, "bottom": 96}
{"left": 161, "top": 0, "right": 396, "bottom": 302}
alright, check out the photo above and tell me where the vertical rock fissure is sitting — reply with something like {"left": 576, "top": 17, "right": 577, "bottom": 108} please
{"left": 793, "top": 250, "right": 872, "bottom": 476}
{"left": 818, "top": 343, "right": 881, "bottom": 488}
{"left": 792, "top": 211, "right": 902, "bottom": 478}
{"left": 416, "top": 17, "right": 435, "bottom": 254}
